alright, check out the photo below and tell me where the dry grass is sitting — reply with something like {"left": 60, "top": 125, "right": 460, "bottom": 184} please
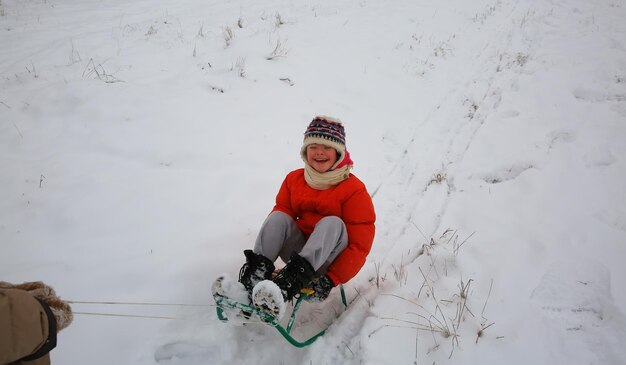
{"left": 223, "top": 26, "right": 234, "bottom": 47}
{"left": 275, "top": 13, "right": 285, "bottom": 27}
{"left": 82, "top": 59, "right": 122, "bottom": 83}
{"left": 230, "top": 57, "right": 246, "bottom": 78}
{"left": 266, "top": 38, "right": 290, "bottom": 60}
{"left": 372, "top": 226, "right": 494, "bottom": 360}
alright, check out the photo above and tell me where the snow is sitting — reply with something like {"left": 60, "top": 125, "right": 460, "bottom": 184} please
{"left": 1, "top": 0, "right": 625, "bottom": 364}
{"left": 252, "top": 279, "right": 287, "bottom": 319}
{"left": 212, "top": 274, "right": 249, "bottom": 305}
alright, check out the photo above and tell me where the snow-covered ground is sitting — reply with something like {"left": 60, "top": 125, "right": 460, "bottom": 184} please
{"left": 2, "top": 0, "right": 625, "bottom": 364}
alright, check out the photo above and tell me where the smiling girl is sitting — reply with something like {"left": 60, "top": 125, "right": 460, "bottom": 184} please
{"left": 214, "top": 116, "right": 376, "bottom": 318}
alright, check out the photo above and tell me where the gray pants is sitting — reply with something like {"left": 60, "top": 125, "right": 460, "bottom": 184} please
{"left": 253, "top": 211, "right": 349, "bottom": 274}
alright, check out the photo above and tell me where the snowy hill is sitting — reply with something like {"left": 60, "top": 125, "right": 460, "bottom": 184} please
{"left": 1, "top": 0, "right": 625, "bottom": 364}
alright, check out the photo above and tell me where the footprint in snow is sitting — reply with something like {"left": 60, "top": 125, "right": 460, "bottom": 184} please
{"left": 530, "top": 261, "right": 626, "bottom": 363}
{"left": 530, "top": 260, "right": 613, "bottom": 329}
{"left": 572, "top": 88, "right": 626, "bottom": 103}
{"left": 498, "top": 109, "right": 520, "bottom": 118}
{"left": 479, "top": 162, "right": 535, "bottom": 184}
{"left": 155, "top": 342, "right": 222, "bottom": 364}
{"left": 583, "top": 145, "right": 616, "bottom": 167}
{"left": 546, "top": 129, "right": 575, "bottom": 151}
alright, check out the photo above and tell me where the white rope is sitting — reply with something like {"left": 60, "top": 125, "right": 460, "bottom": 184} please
{"left": 73, "top": 310, "right": 267, "bottom": 325}
{"left": 73, "top": 311, "right": 181, "bottom": 320}
{"left": 68, "top": 300, "right": 216, "bottom": 320}
{"left": 67, "top": 300, "right": 213, "bottom": 307}
{"left": 69, "top": 300, "right": 269, "bottom": 325}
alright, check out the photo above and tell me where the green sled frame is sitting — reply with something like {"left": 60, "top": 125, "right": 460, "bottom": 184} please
{"left": 215, "top": 285, "right": 347, "bottom": 348}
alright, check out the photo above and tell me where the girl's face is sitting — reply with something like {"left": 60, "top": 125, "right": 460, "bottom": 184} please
{"left": 306, "top": 144, "right": 338, "bottom": 173}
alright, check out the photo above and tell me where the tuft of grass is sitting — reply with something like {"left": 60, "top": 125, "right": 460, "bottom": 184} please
{"left": 223, "top": 26, "right": 234, "bottom": 47}
{"left": 69, "top": 41, "right": 82, "bottom": 65}
{"left": 375, "top": 226, "right": 493, "bottom": 359}
{"left": 472, "top": 1, "right": 500, "bottom": 24}
{"left": 82, "top": 59, "right": 122, "bottom": 83}
{"left": 274, "top": 12, "right": 285, "bottom": 27}
{"left": 209, "top": 84, "right": 224, "bottom": 93}
{"left": 430, "top": 34, "right": 455, "bottom": 58}
{"left": 476, "top": 322, "right": 495, "bottom": 343}
{"left": 429, "top": 172, "right": 447, "bottom": 185}
{"left": 515, "top": 52, "right": 529, "bottom": 67}
{"left": 464, "top": 98, "right": 479, "bottom": 119}
{"left": 25, "top": 62, "right": 39, "bottom": 78}
{"left": 519, "top": 9, "right": 534, "bottom": 28}
{"left": 230, "top": 57, "right": 246, "bottom": 78}
{"left": 392, "top": 255, "right": 408, "bottom": 286}
{"left": 454, "top": 231, "right": 474, "bottom": 256}
{"left": 13, "top": 123, "right": 23, "bottom": 138}
{"left": 197, "top": 22, "right": 205, "bottom": 38}
{"left": 373, "top": 262, "right": 386, "bottom": 288}
{"left": 433, "top": 42, "right": 451, "bottom": 57}
{"left": 279, "top": 77, "right": 294, "bottom": 86}
{"left": 145, "top": 25, "right": 157, "bottom": 36}
{"left": 266, "top": 38, "right": 290, "bottom": 60}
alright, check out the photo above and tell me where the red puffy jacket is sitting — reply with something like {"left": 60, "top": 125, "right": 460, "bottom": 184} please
{"left": 271, "top": 168, "right": 376, "bottom": 286}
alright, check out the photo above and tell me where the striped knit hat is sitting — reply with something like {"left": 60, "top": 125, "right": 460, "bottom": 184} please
{"left": 300, "top": 115, "right": 349, "bottom": 170}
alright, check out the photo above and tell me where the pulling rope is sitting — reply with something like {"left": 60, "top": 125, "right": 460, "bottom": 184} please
{"left": 67, "top": 300, "right": 216, "bottom": 321}
{"left": 67, "top": 300, "right": 213, "bottom": 307}
{"left": 72, "top": 312, "right": 180, "bottom": 320}
{"left": 67, "top": 299, "right": 277, "bottom": 326}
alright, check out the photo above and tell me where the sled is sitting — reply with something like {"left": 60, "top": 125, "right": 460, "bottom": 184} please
{"left": 214, "top": 285, "right": 347, "bottom": 348}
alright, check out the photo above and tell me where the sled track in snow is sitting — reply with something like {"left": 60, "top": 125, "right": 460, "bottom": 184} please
{"left": 369, "top": 0, "right": 535, "bottom": 271}
{"left": 312, "top": 0, "right": 548, "bottom": 363}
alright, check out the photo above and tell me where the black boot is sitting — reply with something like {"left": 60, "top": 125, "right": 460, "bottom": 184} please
{"left": 272, "top": 252, "right": 316, "bottom": 301}
{"left": 305, "top": 274, "right": 334, "bottom": 302}
{"left": 238, "top": 250, "right": 275, "bottom": 294}
{"left": 252, "top": 252, "right": 316, "bottom": 318}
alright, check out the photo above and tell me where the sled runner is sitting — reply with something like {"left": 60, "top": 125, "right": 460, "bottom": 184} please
{"left": 213, "top": 286, "right": 347, "bottom": 348}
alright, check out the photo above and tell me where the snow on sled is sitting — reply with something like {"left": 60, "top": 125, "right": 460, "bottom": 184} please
{"left": 212, "top": 276, "right": 347, "bottom": 348}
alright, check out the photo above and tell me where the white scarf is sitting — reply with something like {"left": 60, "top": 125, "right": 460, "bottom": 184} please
{"left": 303, "top": 163, "right": 353, "bottom": 190}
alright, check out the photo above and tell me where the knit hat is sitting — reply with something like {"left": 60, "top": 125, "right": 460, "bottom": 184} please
{"left": 300, "top": 115, "right": 349, "bottom": 170}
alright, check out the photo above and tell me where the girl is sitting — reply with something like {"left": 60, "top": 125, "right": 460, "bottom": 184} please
{"left": 215, "top": 116, "right": 376, "bottom": 319}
